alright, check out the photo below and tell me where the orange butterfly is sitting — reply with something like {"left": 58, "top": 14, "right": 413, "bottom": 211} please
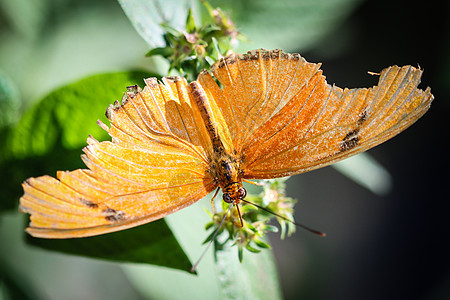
{"left": 20, "top": 49, "right": 433, "bottom": 238}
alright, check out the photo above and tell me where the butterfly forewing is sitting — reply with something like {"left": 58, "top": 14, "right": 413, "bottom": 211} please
{"left": 20, "top": 77, "right": 217, "bottom": 238}
{"left": 206, "top": 50, "right": 322, "bottom": 154}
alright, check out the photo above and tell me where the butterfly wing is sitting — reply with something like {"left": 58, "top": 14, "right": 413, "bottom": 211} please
{"left": 20, "top": 77, "right": 217, "bottom": 238}
{"left": 197, "top": 49, "right": 433, "bottom": 179}
{"left": 197, "top": 49, "right": 322, "bottom": 154}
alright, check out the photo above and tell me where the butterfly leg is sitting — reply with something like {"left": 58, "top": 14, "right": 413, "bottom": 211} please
{"left": 242, "top": 178, "right": 263, "bottom": 186}
{"left": 210, "top": 187, "right": 220, "bottom": 214}
{"left": 234, "top": 202, "right": 244, "bottom": 227}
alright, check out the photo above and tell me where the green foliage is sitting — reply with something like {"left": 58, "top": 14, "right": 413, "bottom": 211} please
{"left": 213, "top": 240, "right": 283, "bottom": 299}
{"left": 145, "top": 1, "right": 245, "bottom": 81}
{"left": 205, "top": 179, "right": 297, "bottom": 262}
{"left": 117, "top": 0, "right": 200, "bottom": 48}
{"left": 0, "top": 70, "right": 21, "bottom": 129}
{"left": 4, "top": 71, "right": 151, "bottom": 160}
{"left": 27, "top": 219, "right": 193, "bottom": 272}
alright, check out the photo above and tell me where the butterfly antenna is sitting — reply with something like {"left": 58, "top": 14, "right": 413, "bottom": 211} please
{"left": 190, "top": 203, "right": 234, "bottom": 273}
{"left": 240, "top": 199, "right": 326, "bottom": 237}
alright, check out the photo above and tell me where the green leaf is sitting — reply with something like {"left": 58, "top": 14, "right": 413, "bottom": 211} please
{"left": 238, "top": 246, "right": 243, "bottom": 263}
{"left": 253, "top": 238, "right": 271, "bottom": 249}
{"left": 160, "top": 23, "right": 183, "bottom": 38}
{"left": 117, "top": 0, "right": 199, "bottom": 47}
{"left": 0, "top": 258, "right": 35, "bottom": 300}
{"left": 263, "top": 224, "right": 279, "bottom": 232}
{"left": 205, "top": 56, "right": 216, "bottom": 65}
{"left": 26, "top": 219, "right": 193, "bottom": 272}
{"left": 215, "top": 239, "right": 283, "bottom": 299}
{"left": 4, "top": 71, "right": 154, "bottom": 161}
{"left": 186, "top": 8, "right": 196, "bottom": 33}
{"left": 145, "top": 47, "right": 175, "bottom": 58}
{"left": 0, "top": 69, "right": 21, "bottom": 129}
{"left": 245, "top": 244, "right": 261, "bottom": 253}
{"left": 333, "top": 152, "right": 393, "bottom": 195}
{"left": 0, "top": 147, "right": 84, "bottom": 213}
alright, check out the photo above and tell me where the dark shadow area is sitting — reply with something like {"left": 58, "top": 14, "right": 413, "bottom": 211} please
{"left": 271, "top": 0, "right": 450, "bottom": 299}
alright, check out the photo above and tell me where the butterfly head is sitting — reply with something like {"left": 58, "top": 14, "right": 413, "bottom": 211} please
{"left": 222, "top": 183, "right": 247, "bottom": 204}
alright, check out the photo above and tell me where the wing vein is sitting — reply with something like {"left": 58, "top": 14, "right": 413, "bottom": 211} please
{"left": 263, "top": 73, "right": 321, "bottom": 144}
{"left": 303, "top": 84, "right": 334, "bottom": 139}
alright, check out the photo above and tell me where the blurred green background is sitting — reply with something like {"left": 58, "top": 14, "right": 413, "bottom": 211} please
{"left": 1, "top": 0, "right": 449, "bottom": 299}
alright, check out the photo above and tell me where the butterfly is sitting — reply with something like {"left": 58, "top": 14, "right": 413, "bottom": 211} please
{"left": 20, "top": 49, "right": 433, "bottom": 238}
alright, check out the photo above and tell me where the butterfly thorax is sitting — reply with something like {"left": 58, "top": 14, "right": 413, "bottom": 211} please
{"left": 210, "top": 155, "right": 246, "bottom": 204}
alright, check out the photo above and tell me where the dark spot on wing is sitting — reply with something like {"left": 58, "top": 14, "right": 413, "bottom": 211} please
{"left": 216, "top": 55, "right": 237, "bottom": 69}
{"left": 199, "top": 69, "right": 209, "bottom": 77}
{"left": 270, "top": 49, "right": 281, "bottom": 59}
{"left": 105, "top": 84, "right": 143, "bottom": 119}
{"left": 290, "top": 53, "right": 300, "bottom": 61}
{"left": 214, "top": 49, "right": 304, "bottom": 72}
{"left": 105, "top": 100, "right": 123, "bottom": 119}
{"left": 358, "top": 109, "right": 368, "bottom": 125}
{"left": 102, "top": 207, "right": 125, "bottom": 222}
{"left": 165, "top": 76, "right": 182, "bottom": 83}
{"left": 126, "top": 84, "right": 140, "bottom": 94}
{"left": 79, "top": 198, "right": 98, "bottom": 208}
{"left": 144, "top": 77, "right": 158, "bottom": 88}
{"left": 260, "top": 51, "right": 270, "bottom": 60}
{"left": 340, "top": 129, "right": 360, "bottom": 152}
